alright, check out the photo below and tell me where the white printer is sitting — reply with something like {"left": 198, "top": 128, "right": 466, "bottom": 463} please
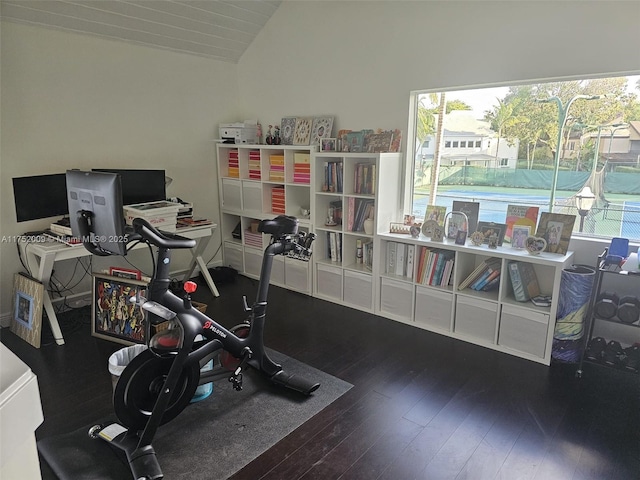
{"left": 219, "top": 122, "right": 258, "bottom": 144}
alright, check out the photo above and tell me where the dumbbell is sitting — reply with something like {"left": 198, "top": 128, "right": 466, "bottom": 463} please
{"left": 617, "top": 295, "right": 640, "bottom": 324}
{"left": 594, "top": 291, "right": 619, "bottom": 319}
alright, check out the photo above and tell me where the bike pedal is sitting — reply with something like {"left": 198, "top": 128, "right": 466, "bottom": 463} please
{"left": 229, "top": 372, "right": 243, "bottom": 391}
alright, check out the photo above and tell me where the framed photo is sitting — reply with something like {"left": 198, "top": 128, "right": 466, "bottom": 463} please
{"left": 109, "top": 267, "right": 142, "bottom": 280}
{"left": 92, "top": 274, "right": 148, "bottom": 345}
{"left": 477, "top": 221, "right": 507, "bottom": 246}
{"left": 280, "top": 117, "right": 297, "bottom": 145}
{"left": 511, "top": 225, "right": 531, "bottom": 249}
{"left": 10, "top": 273, "right": 44, "bottom": 348}
{"left": 320, "top": 138, "right": 337, "bottom": 152}
{"left": 311, "top": 116, "right": 334, "bottom": 145}
{"left": 455, "top": 230, "right": 468, "bottom": 245}
{"left": 534, "top": 212, "right": 576, "bottom": 255}
{"left": 293, "top": 117, "right": 313, "bottom": 145}
{"left": 345, "top": 130, "right": 367, "bottom": 152}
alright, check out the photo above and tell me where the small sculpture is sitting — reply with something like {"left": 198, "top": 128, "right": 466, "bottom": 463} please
{"left": 265, "top": 125, "right": 274, "bottom": 145}
{"left": 273, "top": 126, "right": 281, "bottom": 145}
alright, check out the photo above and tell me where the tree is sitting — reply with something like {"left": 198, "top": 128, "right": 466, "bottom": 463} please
{"left": 484, "top": 97, "right": 524, "bottom": 166}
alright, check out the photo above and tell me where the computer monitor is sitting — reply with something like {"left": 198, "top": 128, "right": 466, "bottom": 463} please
{"left": 66, "top": 170, "right": 127, "bottom": 256}
{"left": 12, "top": 173, "right": 69, "bottom": 222}
{"left": 92, "top": 169, "right": 166, "bottom": 205}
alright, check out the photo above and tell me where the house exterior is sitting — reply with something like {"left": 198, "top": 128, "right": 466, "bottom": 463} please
{"left": 581, "top": 122, "right": 640, "bottom": 170}
{"left": 418, "top": 111, "right": 519, "bottom": 169}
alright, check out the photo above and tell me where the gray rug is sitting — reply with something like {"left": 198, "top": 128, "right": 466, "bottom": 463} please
{"left": 38, "top": 350, "right": 352, "bottom": 479}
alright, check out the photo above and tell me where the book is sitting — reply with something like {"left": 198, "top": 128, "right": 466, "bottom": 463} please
{"left": 405, "top": 245, "right": 415, "bottom": 281}
{"left": 504, "top": 205, "right": 539, "bottom": 243}
{"left": 508, "top": 261, "right": 541, "bottom": 301}
{"left": 451, "top": 201, "right": 480, "bottom": 234}
{"left": 395, "top": 243, "right": 406, "bottom": 276}
{"left": 459, "top": 258, "right": 500, "bottom": 290}
{"left": 386, "top": 242, "right": 397, "bottom": 274}
{"left": 473, "top": 268, "right": 501, "bottom": 290}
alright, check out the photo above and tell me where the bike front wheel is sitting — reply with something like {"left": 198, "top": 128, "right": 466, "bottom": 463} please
{"left": 113, "top": 349, "right": 200, "bottom": 431}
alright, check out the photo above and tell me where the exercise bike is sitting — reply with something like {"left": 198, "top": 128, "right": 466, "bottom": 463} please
{"left": 79, "top": 214, "right": 319, "bottom": 480}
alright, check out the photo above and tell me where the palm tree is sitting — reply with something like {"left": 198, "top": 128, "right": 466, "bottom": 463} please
{"left": 429, "top": 92, "right": 447, "bottom": 205}
{"left": 485, "top": 98, "right": 521, "bottom": 167}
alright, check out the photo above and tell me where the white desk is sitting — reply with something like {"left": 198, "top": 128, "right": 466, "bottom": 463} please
{"left": 19, "top": 224, "right": 219, "bottom": 346}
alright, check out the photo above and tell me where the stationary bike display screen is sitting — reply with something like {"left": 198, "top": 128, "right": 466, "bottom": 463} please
{"left": 66, "top": 170, "right": 127, "bottom": 256}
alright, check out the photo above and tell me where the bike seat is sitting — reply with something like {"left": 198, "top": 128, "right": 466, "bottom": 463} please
{"left": 258, "top": 215, "right": 298, "bottom": 237}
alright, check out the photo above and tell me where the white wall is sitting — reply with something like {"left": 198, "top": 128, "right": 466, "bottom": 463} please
{"left": 1, "top": 22, "right": 239, "bottom": 318}
{"left": 237, "top": 0, "right": 640, "bottom": 257}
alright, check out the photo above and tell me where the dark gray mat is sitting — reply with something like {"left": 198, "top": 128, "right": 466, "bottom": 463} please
{"left": 38, "top": 350, "right": 352, "bottom": 479}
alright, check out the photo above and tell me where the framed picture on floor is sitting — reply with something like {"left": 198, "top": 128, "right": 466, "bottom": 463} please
{"left": 92, "top": 274, "right": 148, "bottom": 345}
{"left": 10, "top": 273, "right": 44, "bottom": 348}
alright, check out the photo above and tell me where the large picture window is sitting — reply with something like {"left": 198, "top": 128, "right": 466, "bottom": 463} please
{"left": 410, "top": 74, "right": 640, "bottom": 240}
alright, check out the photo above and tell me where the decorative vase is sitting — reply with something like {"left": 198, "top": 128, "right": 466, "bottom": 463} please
{"left": 363, "top": 216, "right": 374, "bottom": 235}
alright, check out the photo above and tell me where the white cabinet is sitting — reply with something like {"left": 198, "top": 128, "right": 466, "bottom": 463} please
{"left": 311, "top": 152, "right": 402, "bottom": 312}
{"left": 376, "top": 233, "right": 575, "bottom": 365}
{"left": 216, "top": 144, "right": 314, "bottom": 294}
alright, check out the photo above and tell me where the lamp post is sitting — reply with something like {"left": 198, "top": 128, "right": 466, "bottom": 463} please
{"left": 605, "top": 123, "right": 628, "bottom": 166}
{"left": 535, "top": 94, "right": 603, "bottom": 212}
{"left": 575, "top": 185, "right": 596, "bottom": 232}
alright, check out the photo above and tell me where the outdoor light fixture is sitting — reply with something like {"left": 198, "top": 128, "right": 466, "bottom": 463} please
{"left": 576, "top": 185, "right": 596, "bottom": 232}
{"left": 535, "top": 94, "right": 604, "bottom": 212}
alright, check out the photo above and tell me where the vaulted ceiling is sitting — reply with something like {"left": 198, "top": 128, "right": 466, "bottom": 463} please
{"left": 1, "top": 0, "right": 281, "bottom": 63}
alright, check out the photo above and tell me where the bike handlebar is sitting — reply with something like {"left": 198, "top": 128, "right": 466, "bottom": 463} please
{"left": 132, "top": 218, "right": 196, "bottom": 249}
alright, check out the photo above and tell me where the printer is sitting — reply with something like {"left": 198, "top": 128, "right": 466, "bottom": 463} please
{"left": 219, "top": 122, "right": 258, "bottom": 144}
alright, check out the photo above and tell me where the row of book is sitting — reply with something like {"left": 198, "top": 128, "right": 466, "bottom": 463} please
{"left": 326, "top": 231, "right": 343, "bottom": 263}
{"left": 356, "top": 239, "right": 374, "bottom": 271}
{"left": 458, "top": 258, "right": 501, "bottom": 292}
{"left": 386, "top": 241, "right": 416, "bottom": 279}
{"left": 323, "top": 161, "right": 343, "bottom": 193}
{"left": 354, "top": 162, "right": 376, "bottom": 195}
{"left": 346, "top": 198, "right": 374, "bottom": 232}
{"left": 416, "top": 247, "right": 455, "bottom": 287}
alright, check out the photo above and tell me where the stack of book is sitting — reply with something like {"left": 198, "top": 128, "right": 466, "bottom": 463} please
{"left": 49, "top": 218, "right": 72, "bottom": 237}
{"left": 248, "top": 150, "right": 261, "bottom": 180}
{"left": 354, "top": 163, "right": 376, "bottom": 194}
{"left": 123, "top": 201, "right": 181, "bottom": 233}
{"left": 458, "top": 258, "right": 502, "bottom": 292}
{"left": 228, "top": 149, "right": 239, "bottom": 178}
{"left": 416, "top": 247, "right": 455, "bottom": 287}
{"left": 271, "top": 186, "right": 285, "bottom": 214}
{"left": 269, "top": 154, "right": 285, "bottom": 181}
{"left": 244, "top": 228, "right": 263, "bottom": 249}
{"left": 293, "top": 152, "right": 310, "bottom": 184}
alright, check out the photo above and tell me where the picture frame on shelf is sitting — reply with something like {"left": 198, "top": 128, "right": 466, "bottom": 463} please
{"left": 477, "top": 221, "right": 507, "bottom": 246}
{"left": 534, "top": 212, "right": 575, "bottom": 255}
{"left": 280, "top": 117, "right": 297, "bottom": 145}
{"left": 320, "top": 138, "right": 337, "bottom": 152}
{"left": 311, "top": 116, "right": 334, "bottom": 145}
{"left": 344, "top": 130, "right": 367, "bottom": 152}
{"left": 10, "top": 273, "right": 44, "bottom": 348}
{"left": 293, "top": 117, "right": 313, "bottom": 145}
{"left": 511, "top": 225, "right": 531, "bottom": 249}
{"left": 92, "top": 274, "right": 148, "bottom": 345}
{"left": 455, "top": 230, "right": 468, "bottom": 245}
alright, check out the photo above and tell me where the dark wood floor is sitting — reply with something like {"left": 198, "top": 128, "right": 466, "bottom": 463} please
{"left": 2, "top": 274, "right": 638, "bottom": 480}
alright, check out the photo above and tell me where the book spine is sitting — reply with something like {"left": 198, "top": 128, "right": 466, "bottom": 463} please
{"left": 508, "top": 262, "right": 527, "bottom": 301}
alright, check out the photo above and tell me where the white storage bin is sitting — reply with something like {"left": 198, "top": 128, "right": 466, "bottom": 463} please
{"left": 223, "top": 242, "right": 244, "bottom": 272}
{"left": 380, "top": 277, "right": 413, "bottom": 320}
{"left": 244, "top": 247, "right": 263, "bottom": 278}
{"left": 415, "top": 286, "right": 453, "bottom": 332}
{"left": 344, "top": 270, "right": 373, "bottom": 310}
{"left": 222, "top": 178, "right": 242, "bottom": 211}
{"left": 285, "top": 257, "right": 310, "bottom": 292}
{"left": 270, "top": 256, "right": 285, "bottom": 285}
{"left": 242, "top": 181, "right": 263, "bottom": 213}
{"left": 455, "top": 296, "right": 498, "bottom": 343}
{"left": 316, "top": 264, "right": 343, "bottom": 300}
{"left": 499, "top": 305, "right": 549, "bottom": 358}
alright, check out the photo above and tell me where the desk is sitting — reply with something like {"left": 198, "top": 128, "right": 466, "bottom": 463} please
{"left": 19, "top": 225, "right": 219, "bottom": 346}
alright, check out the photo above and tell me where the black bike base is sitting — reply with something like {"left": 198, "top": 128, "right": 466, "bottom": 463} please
{"left": 271, "top": 370, "right": 320, "bottom": 395}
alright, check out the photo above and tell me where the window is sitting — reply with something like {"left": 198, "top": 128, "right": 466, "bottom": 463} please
{"left": 409, "top": 74, "right": 640, "bottom": 240}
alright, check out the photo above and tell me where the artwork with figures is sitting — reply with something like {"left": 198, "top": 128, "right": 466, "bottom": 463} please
{"left": 10, "top": 273, "right": 44, "bottom": 348}
{"left": 534, "top": 213, "right": 576, "bottom": 255}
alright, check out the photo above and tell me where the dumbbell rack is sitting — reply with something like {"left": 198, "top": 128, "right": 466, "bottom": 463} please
{"left": 576, "top": 248, "right": 640, "bottom": 378}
